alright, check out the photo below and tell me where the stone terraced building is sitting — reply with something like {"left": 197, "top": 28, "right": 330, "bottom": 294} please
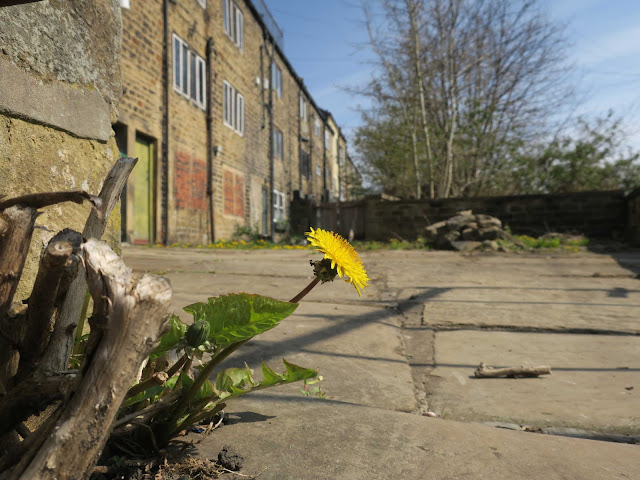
{"left": 117, "top": 0, "right": 353, "bottom": 244}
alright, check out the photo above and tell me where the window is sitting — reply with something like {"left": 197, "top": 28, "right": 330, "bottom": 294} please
{"left": 223, "top": 81, "right": 244, "bottom": 135}
{"left": 300, "top": 151, "right": 311, "bottom": 179}
{"left": 172, "top": 34, "right": 206, "bottom": 109}
{"left": 324, "top": 130, "right": 330, "bottom": 149}
{"left": 272, "top": 127, "right": 283, "bottom": 161}
{"left": 316, "top": 165, "right": 322, "bottom": 176}
{"left": 223, "top": 0, "right": 244, "bottom": 49}
{"left": 299, "top": 95, "right": 307, "bottom": 121}
{"left": 196, "top": 0, "right": 206, "bottom": 7}
{"left": 314, "top": 117, "right": 321, "bottom": 137}
{"left": 271, "top": 62, "right": 282, "bottom": 98}
{"left": 273, "top": 190, "right": 285, "bottom": 222}
{"left": 120, "top": 0, "right": 130, "bottom": 8}
{"left": 223, "top": 169, "right": 245, "bottom": 217}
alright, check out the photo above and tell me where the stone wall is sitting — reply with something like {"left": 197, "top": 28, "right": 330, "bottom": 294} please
{"left": 363, "top": 191, "right": 628, "bottom": 241}
{"left": 0, "top": 0, "right": 122, "bottom": 298}
{"left": 294, "top": 190, "right": 631, "bottom": 241}
{"left": 118, "top": 0, "right": 340, "bottom": 244}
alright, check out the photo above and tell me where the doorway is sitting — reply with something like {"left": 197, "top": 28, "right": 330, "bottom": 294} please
{"left": 131, "top": 134, "right": 155, "bottom": 244}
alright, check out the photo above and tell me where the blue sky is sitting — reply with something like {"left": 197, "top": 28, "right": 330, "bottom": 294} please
{"left": 267, "top": 0, "right": 640, "bottom": 151}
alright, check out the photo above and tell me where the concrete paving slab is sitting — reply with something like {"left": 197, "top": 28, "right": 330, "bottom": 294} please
{"left": 194, "top": 398, "right": 640, "bottom": 480}
{"left": 429, "top": 330, "right": 640, "bottom": 434}
{"left": 122, "top": 247, "right": 385, "bottom": 309}
{"left": 423, "top": 300, "right": 640, "bottom": 333}
{"left": 217, "top": 301, "right": 416, "bottom": 412}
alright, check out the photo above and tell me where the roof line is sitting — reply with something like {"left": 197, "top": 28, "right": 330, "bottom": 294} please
{"left": 244, "top": 0, "right": 344, "bottom": 136}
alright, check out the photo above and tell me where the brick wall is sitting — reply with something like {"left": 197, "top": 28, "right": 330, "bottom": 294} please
{"left": 120, "top": 0, "right": 343, "bottom": 243}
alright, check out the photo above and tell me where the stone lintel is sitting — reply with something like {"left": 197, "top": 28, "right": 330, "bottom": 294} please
{"left": 0, "top": 58, "right": 111, "bottom": 142}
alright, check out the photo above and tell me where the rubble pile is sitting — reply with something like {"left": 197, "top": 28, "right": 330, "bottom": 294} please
{"left": 424, "top": 210, "right": 525, "bottom": 251}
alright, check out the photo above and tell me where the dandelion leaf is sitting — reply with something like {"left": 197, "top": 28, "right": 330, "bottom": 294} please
{"left": 215, "top": 359, "right": 317, "bottom": 401}
{"left": 150, "top": 314, "right": 187, "bottom": 358}
{"left": 183, "top": 293, "right": 297, "bottom": 345}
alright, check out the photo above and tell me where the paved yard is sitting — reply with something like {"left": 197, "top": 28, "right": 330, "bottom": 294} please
{"left": 123, "top": 246, "right": 640, "bottom": 436}
{"left": 121, "top": 245, "right": 640, "bottom": 478}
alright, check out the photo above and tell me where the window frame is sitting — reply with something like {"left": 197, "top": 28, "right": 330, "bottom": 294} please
{"left": 299, "top": 95, "right": 307, "bottom": 121}
{"left": 300, "top": 150, "right": 311, "bottom": 179}
{"left": 172, "top": 33, "right": 206, "bottom": 110}
{"left": 272, "top": 127, "right": 283, "bottom": 161}
{"left": 272, "top": 190, "right": 285, "bottom": 222}
{"left": 223, "top": 80, "right": 244, "bottom": 135}
{"left": 271, "top": 62, "right": 282, "bottom": 98}
{"left": 314, "top": 117, "right": 321, "bottom": 137}
{"left": 223, "top": 0, "right": 244, "bottom": 50}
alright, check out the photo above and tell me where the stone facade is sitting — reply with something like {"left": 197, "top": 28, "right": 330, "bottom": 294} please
{"left": 118, "top": 0, "right": 350, "bottom": 244}
{"left": 0, "top": 0, "right": 123, "bottom": 297}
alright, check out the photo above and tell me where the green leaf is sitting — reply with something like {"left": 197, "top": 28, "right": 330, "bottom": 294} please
{"left": 165, "top": 375, "right": 180, "bottom": 390}
{"left": 216, "top": 359, "right": 317, "bottom": 401}
{"left": 261, "top": 361, "right": 282, "bottom": 387}
{"left": 122, "top": 384, "right": 164, "bottom": 408}
{"left": 215, "top": 364, "right": 255, "bottom": 392}
{"left": 183, "top": 294, "right": 298, "bottom": 346}
{"left": 150, "top": 315, "right": 187, "bottom": 358}
{"left": 282, "top": 359, "right": 318, "bottom": 383}
{"left": 178, "top": 372, "right": 193, "bottom": 391}
{"left": 194, "top": 377, "right": 216, "bottom": 403}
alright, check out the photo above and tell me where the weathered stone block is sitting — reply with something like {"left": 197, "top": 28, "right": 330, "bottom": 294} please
{"left": 461, "top": 226, "right": 480, "bottom": 241}
{"left": 478, "top": 226, "right": 502, "bottom": 240}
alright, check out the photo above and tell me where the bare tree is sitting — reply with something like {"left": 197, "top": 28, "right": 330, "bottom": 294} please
{"left": 355, "top": 0, "right": 574, "bottom": 198}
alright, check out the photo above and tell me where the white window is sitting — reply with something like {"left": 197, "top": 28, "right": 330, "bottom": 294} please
{"left": 223, "top": 0, "right": 244, "bottom": 49}
{"left": 316, "top": 165, "right": 321, "bottom": 176}
{"left": 315, "top": 117, "right": 321, "bottom": 137}
{"left": 196, "top": 0, "right": 206, "bottom": 7}
{"left": 299, "top": 95, "right": 307, "bottom": 121}
{"left": 273, "top": 190, "right": 285, "bottom": 222}
{"left": 172, "top": 34, "right": 206, "bottom": 109}
{"left": 223, "top": 81, "right": 244, "bottom": 135}
{"left": 271, "top": 62, "right": 282, "bottom": 98}
{"left": 120, "top": 0, "right": 130, "bottom": 8}
{"left": 273, "top": 127, "right": 283, "bottom": 161}
{"left": 324, "top": 130, "right": 330, "bottom": 149}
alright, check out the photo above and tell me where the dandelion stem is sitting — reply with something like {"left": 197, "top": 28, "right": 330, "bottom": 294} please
{"left": 289, "top": 277, "right": 320, "bottom": 303}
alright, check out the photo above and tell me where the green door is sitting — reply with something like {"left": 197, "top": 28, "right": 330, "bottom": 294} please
{"left": 262, "top": 185, "right": 269, "bottom": 235}
{"left": 132, "top": 135, "right": 154, "bottom": 244}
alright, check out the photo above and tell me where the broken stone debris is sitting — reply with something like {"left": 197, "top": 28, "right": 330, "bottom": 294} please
{"left": 424, "top": 210, "right": 525, "bottom": 251}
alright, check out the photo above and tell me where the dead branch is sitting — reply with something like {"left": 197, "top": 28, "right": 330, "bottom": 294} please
{"left": 16, "top": 239, "right": 171, "bottom": 480}
{"left": 0, "top": 206, "right": 38, "bottom": 392}
{"left": 39, "top": 157, "right": 137, "bottom": 375}
{"left": 0, "top": 191, "right": 101, "bottom": 214}
{"left": 0, "top": 216, "right": 8, "bottom": 237}
{"left": 16, "top": 241, "right": 73, "bottom": 381}
{"left": 474, "top": 362, "right": 552, "bottom": 378}
{"left": 0, "top": 372, "right": 77, "bottom": 436}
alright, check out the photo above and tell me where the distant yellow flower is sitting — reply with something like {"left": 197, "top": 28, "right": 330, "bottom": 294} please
{"left": 306, "top": 227, "right": 369, "bottom": 296}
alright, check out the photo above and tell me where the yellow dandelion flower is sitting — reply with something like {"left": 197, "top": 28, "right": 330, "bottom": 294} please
{"left": 306, "top": 227, "right": 369, "bottom": 296}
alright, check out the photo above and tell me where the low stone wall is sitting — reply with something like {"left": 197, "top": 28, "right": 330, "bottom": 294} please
{"left": 291, "top": 190, "right": 634, "bottom": 242}
{"left": 363, "top": 190, "right": 628, "bottom": 241}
